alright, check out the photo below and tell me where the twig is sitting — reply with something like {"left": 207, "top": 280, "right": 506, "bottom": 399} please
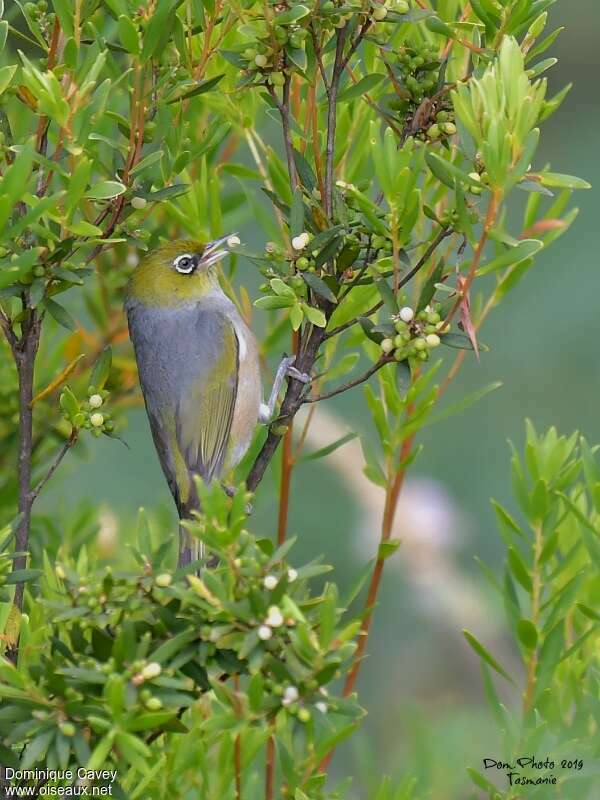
{"left": 267, "top": 73, "right": 298, "bottom": 191}
{"left": 324, "top": 27, "right": 348, "bottom": 219}
{"left": 29, "top": 429, "right": 78, "bottom": 505}
{"left": 265, "top": 735, "right": 275, "bottom": 800}
{"left": 319, "top": 425, "right": 417, "bottom": 773}
{"left": 303, "top": 357, "right": 392, "bottom": 404}
{"left": 277, "top": 331, "right": 299, "bottom": 545}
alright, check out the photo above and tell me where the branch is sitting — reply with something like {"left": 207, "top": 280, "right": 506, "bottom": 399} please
{"left": 325, "top": 227, "right": 451, "bottom": 340}
{"left": 0, "top": 308, "right": 18, "bottom": 354}
{"left": 29, "top": 429, "right": 78, "bottom": 505}
{"left": 267, "top": 73, "right": 298, "bottom": 191}
{"left": 324, "top": 26, "right": 348, "bottom": 220}
{"left": 303, "top": 356, "right": 392, "bottom": 404}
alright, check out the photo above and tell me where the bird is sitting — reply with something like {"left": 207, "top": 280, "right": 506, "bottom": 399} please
{"left": 125, "top": 235, "right": 308, "bottom": 567}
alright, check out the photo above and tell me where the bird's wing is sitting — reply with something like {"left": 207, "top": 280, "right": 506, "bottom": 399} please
{"left": 176, "top": 316, "right": 239, "bottom": 483}
{"left": 126, "top": 300, "right": 239, "bottom": 509}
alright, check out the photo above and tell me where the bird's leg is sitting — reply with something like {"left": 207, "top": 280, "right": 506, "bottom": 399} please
{"left": 259, "top": 356, "right": 311, "bottom": 423}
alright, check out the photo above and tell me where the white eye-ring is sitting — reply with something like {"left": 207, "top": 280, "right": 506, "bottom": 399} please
{"left": 173, "top": 253, "right": 195, "bottom": 274}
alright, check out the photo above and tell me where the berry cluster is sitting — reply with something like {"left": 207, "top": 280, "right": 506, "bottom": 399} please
{"left": 380, "top": 303, "right": 447, "bottom": 362}
{"left": 59, "top": 385, "right": 114, "bottom": 437}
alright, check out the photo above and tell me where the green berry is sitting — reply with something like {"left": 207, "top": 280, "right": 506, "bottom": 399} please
{"left": 427, "top": 124, "right": 441, "bottom": 140}
{"left": 297, "top": 708, "right": 311, "bottom": 723}
{"left": 381, "top": 338, "right": 394, "bottom": 354}
{"left": 296, "top": 256, "right": 309, "bottom": 270}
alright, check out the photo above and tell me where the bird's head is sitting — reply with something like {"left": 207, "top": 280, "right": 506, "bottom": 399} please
{"left": 128, "top": 235, "right": 236, "bottom": 306}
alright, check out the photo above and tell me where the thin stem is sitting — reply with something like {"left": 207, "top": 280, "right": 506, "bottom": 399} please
{"left": 265, "top": 735, "right": 275, "bottom": 800}
{"left": 276, "top": 331, "right": 299, "bottom": 545}
{"left": 523, "top": 524, "right": 543, "bottom": 713}
{"left": 319, "top": 430, "right": 416, "bottom": 773}
{"left": 324, "top": 27, "right": 347, "bottom": 220}
{"left": 268, "top": 72, "right": 299, "bottom": 191}
{"left": 12, "top": 314, "right": 42, "bottom": 613}
{"left": 29, "top": 429, "right": 78, "bottom": 506}
{"left": 303, "top": 357, "right": 392, "bottom": 404}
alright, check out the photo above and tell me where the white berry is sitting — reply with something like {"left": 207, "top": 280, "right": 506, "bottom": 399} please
{"left": 292, "top": 232, "right": 310, "bottom": 251}
{"left": 315, "top": 701, "right": 328, "bottom": 714}
{"left": 282, "top": 686, "right": 299, "bottom": 706}
{"left": 266, "top": 606, "right": 284, "bottom": 627}
{"left": 263, "top": 574, "right": 278, "bottom": 590}
{"left": 399, "top": 306, "right": 414, "bottom": 323}
{"left": 89, "top": 394, "right": 103, "bottom": 409}
{"left": 258, "top": 625, "right": 272, "bottom": 641}
{"left": 131, "top": 196, "right": 147, "bottom": 210}
{"left": 426, "top": 334, "right": 441, "bottom": 348}
{"left": 287, "top": 568, "right": 298, "bottom": 582}
{"left": 227, "top": 235, "right": 241, "bottom": 248}
{"left": 90, "top": 413, "right": 104, "bottom": 428}
{"left": 142, "top": 662, "right": 161, "bottom": 680}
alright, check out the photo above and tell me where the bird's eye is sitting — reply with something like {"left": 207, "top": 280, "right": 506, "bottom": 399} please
{"left": 173, "top": 254, "right": 195, "bottom": 274}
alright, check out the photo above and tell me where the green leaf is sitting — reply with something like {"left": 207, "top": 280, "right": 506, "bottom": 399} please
{"left": 537, "top": 172, "right": 591, "bottom": 190}
{"left": 275, "top": 5, "right": 310, "bottom": 25}
{"left": 293, "top": 148, "right": 316, "bottom": 191}
{"left": 141, "top": 0, "right": 177, "bottom": 62}
{"left": 290, "top": 187, "right": 304, "bottom": 237}
{"left": 302, "top": 304, "right": 326, "bottom": 327}
{"left": 300, "top": 433, "right": 358, "bottom": 462}
{"left": 166, "top": 74, "right": 225, "bottom": 104}
{"left": 20, "top": 729, "right": 55, "bottom": 769}
{"left": 374, "top": 277, "right": 398, "bottom": 313}
{"left": 90, "top": 346, "right": 112, "bottom": 390}
{"left": 302, "top": 272, "right": 337, "bottom": 304}
{"left": 118, "top": 14, "right": 140, "bottom": 54}
{"left": 270, "top": 278, "right": 295, "bottom": 298}
{"left": 338, "top": 74, "right": 384, "bottom": 103}
{"left": 517, "top": 618, "right": 538, "bottom": 650}
{"left": 477, "top": 239, "right": 543, "bottom": 276}
{"left": 86, "top": 180, "right": 127, "bottom": 200}
{"left": 254, "top": 295, "right": 295, "bottom": 310}
{"left": 425, "top": 152, "right": 482, "bottom": 190}
{"left": 425, "top": 16, "right": 454, "bottom": 38}
{"left": 508, "top": 546, "right": 532, "bottom": 592}
{"left": 424, "top": 382, "right": 502, "bottom": 427}
{"left": 378, "top": 539, "right": 401, "bottom": 560}
{"left": 43, "top": 298, "right": 77, "bottom": 330}
{"left": 0, "top": 64, "right": 17, "bottom": 96}
{"left": 463, "top": 629, "right": 515, "bottom": 684}
{"left": 5, "top": 568, "right": 42, "bottom": 585}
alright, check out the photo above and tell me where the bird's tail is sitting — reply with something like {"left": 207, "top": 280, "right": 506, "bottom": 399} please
{"left": 177, "top": 491, "right": 205, "bottom": 571}
{"left": 178, "top": 521, "right": 205, "bottom": 570}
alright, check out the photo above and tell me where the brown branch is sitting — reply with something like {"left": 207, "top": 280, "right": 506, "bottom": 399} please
{"left": 324, "top": 27, "right": 348, "bottom": 219}
{"left": 29, "top": 429, "right": 78, "bottom": 506}
{"left": 12, "top": 312, "right": 42, "bottom": 613}
{"left": 303, "top": 356, "right": 392, "bottom": 404}
{"left": 265, "top": 735, "right": 275, "bottom": 800}
{"left": 319, "top": 426, "right": 417, "bottom": 773}
{"left": 267, "top": 73, "right": 298, "bottom": 192}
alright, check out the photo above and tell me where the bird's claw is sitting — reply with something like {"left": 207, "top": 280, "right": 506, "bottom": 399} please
{"left": 282, "top": 355, "right": 311, "bottom": 384}
{"left": 286, "top": 366, "right": 311, "bottom": 384}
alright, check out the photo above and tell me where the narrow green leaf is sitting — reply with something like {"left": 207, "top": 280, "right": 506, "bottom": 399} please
{"left": 338, "top": 74, "right": 384, "bottom": 103}
{"left": 302, "top": 271, "right": 337, "bottom": 304}
{"left": 43, "top": 298, "right": 77, "bottom": 330}
{"left": 463, "top": 629, "right": 515, "bottom": 684}
{"left": 300, "top": 433, "right": 358, "bottom": 462}
{"left": 290, "top": 187, "right": 304, "bottom": 237}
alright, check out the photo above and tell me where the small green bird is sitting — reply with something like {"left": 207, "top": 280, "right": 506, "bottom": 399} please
{"left": 125, "top": 236, "right": 307, "bottom": 566}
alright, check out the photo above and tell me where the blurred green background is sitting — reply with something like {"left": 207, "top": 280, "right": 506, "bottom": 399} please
{"left": 38, "top": 3, "right": 600, "bottom": 797}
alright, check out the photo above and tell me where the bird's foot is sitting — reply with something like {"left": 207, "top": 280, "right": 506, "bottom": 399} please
{"left": 283, "top": 355, "right": 311, "bottom": 384}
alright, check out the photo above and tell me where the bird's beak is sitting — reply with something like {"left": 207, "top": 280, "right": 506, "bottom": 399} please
{"left": 199, "top": 234, "right": 236, "bottom": 268}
